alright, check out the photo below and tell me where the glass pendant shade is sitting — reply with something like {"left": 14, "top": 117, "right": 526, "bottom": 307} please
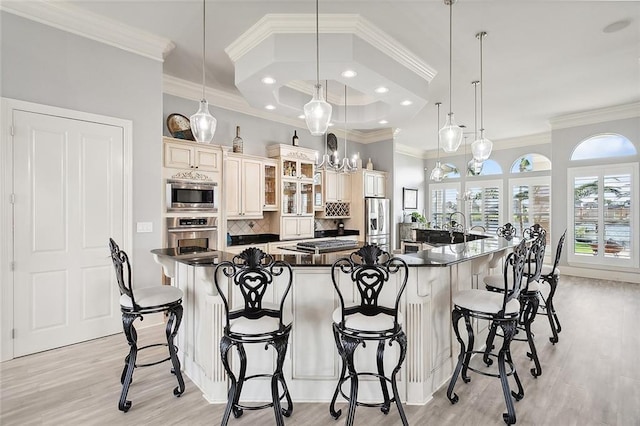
{"left": 190, "top": 99, "right": 217, "bottom": 143}
{"left": 304, "top": 84, "right": 332, "bottom": 136}
{"left": 430, "top": 161, "right": 445, "bottom": 182}
{"left": 471, "top": 131, "right": 493, "bottom": 162}
{"left": 439, "top": 113, "right": 463, "bottom": 153}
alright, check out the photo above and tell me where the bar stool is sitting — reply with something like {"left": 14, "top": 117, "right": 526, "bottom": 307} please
{"left": 538, "top": 229, "right": 566, "bottom": 344}
{"left": 447, "top": 238, "right": 528, "bottom": 425}
{"left": 484, "top": 226, "right": 547, "bottom": 377}
{"left": 329, "top": 245, "right": 409, "bottom": 426}
{"left": 213, "top": 247, "right": 293, "bottom": 426}
{"left": 108, "top": 238, "right": 185, "bottom": 412}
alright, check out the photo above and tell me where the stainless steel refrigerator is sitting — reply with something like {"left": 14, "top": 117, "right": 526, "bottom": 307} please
{"left": 365, "top": 198, "right": 390, "bottom": 251}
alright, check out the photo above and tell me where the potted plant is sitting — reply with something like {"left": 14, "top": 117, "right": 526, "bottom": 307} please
{"left": 411, "top": 212, "right": 427, "bottom": 225}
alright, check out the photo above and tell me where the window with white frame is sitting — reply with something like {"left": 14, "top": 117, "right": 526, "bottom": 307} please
{"left": 509, "top": 176, "right": 551, "bottom": 239}
{"left": 430, "top": 182, "right": 460, "bottom": 229}
{"left": 465, "top": 180, "right": 503, "bottom": 234}
{"left": 567, "top": 163, "right": 638, "bottom": 268}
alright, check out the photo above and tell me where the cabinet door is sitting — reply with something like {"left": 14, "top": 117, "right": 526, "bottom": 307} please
{"left": 324, "top": 170, "right": 338, "bottom": 202}
{"left": 297, "top": 217, "right": 314, "bottom": 238}
{"left": 338, "top": 173, "right": 352, "bottom": 202}
{"left": 281, "top": 217, "right": 301, "bottom": 239}
{"left": 242, "top": 158, "right": 263, "bottom": 217}
{"left": 313, "top": 171, "right": 324, "bottom": 210}
{"left": 300, "top": 182, "right": 314, "bottom": 215}
{"left": 164, "top": 143, "right": 193, "bottom": 169}
{"left": 282, "top": 180, "right": 298, "bottom": 215}
{"left": 264, "top": 162, "right": 278, "bottom": 210}
{"left": 299, "top": 160, "right": 314, "bottom": 180}
{"left": 225, "top": 156, "right": 242, "bottom": 218}
{"left": 374, "top": 173, "right": 386, "bottom": 197}
{"left": 364, "top": 172, "right": 377, "bottom": 197}
{"left": 194, "top": 147, "right": 220, "bottom": 171}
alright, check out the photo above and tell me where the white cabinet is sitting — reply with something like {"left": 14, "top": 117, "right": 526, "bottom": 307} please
{"left": 225, "top": 154, "right": 263, "bottom": 219}
{"left": 280, "top": 216, "right": 314, "bottom": 239}
{"left": 164, "top": 140, "right": 220, "bottom": 172}
{"left": 263, "top": 160, "right": 278, "bottom": 211}
{"left": 364, "top": 170, "right": 386, "bottom": 197}
{"left": 324, "top": 170, "right": 352, "bottom": 203}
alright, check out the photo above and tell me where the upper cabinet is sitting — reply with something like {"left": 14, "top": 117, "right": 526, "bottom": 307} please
{"left": 313, "top": 171, "right": 324, "bottom": 211}
{"left": 163, "top": 138, "right": 221, "bottom": 172}
{"left": 324, "top": 170, "right": 352, "bottom": 203}
{"left": 363, "top": 170, "right": 386, "bottom": 198}
{"left": 225, "top": 154, "right": 264, "bottom": 219}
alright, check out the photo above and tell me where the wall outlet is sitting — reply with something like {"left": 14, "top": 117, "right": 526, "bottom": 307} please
{"left": 136, "top": 222, "right": 153, "bottom": 233}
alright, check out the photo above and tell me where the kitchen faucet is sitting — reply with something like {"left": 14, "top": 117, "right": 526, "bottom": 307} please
{"left": 448, "top": 211, "right": 467, "bottom": 242}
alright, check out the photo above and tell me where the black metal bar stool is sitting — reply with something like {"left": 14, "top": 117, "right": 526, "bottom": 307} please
{"left": 213, "top": 247, "right": 293, "bottom": 426}
{"left": 537, "top": 229, "right": 566, "bottom": 344}
{"left": 329, "top": 245, "right": 409, "bottom": 426}
{"left": 108, "top": 238, "right": 185, "bottom": 412}
{"left": 447, "top": 238, "right": 528, "bottom": 425}
{"left": 483, "top": 225, "right": 547, "bottom": 377}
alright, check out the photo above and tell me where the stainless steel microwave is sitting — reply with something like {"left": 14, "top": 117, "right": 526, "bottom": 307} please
{"left": 166, "top": 179, "right": 218, "bottom": 212}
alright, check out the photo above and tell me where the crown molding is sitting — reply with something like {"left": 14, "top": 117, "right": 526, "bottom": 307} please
{"left": 396, "top": 143, "right": 427, "bottom": 159}
{"left": 163, "top": 75, "right": 390, "bottom": 144}
{"left": 225, "top": 14, "right": 436, "bottom": 82}
{"left": 421, "top": 132, "right": 552, "bottom": 159}
{"left": 550, "top": 101, "right": 640, "bottom": 130}
{"left": 0, "top": 1, "right": 175, "bottom": 62}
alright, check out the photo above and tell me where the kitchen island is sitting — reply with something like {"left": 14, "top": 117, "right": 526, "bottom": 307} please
{"left": 151, "top": 236, "right": 514, "bottom": 406}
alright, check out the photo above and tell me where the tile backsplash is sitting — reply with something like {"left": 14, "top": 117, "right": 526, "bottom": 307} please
{"left": 227, "top": 217, "right": 356, "bottom": 236}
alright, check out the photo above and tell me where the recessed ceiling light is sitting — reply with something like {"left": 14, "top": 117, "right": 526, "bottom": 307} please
{"left": 603, "top": 19, "right": 631, "bottom": 33}
{"left": 265, "top": 105, "right": 276, "bottom": 110}
{"left": 261, "top": 77, "right": 276, "bottom": 84}
{"left": 401, "top": 100, "right": 413, "bottom": 106}
{"left": 375, "top": 86, "right": 389, "bottom": 94}
{"left": 298, "top": 114, "right": 305, "bottom": 119}
{"left": 341, "top": 70, "right": 357, "bottom": 78}
{"left": 379, "top": 120, "right": 388, "bottom": 125}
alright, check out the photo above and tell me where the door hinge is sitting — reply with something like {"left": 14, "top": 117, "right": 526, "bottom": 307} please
{"left": 10, "top": 193, "right": 15, "bottom": 204}
{"left": 10, "top": 261, "right": 15, "bottom": 271}
{"left": 9, "top": 126, "right": 14, "bottom": 136}
{"left": 11, "top": 329, "right": 15, "bottom": 339}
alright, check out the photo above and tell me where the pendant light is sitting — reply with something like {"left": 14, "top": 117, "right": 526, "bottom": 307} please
{"left": 314, "top": 79, "right": 334, "bottom": 170}
{"left": 336, "top": 85, "right": 356, "bottom": 173}
{"left": 430, "top": 102, "right": 445, "bottom": 182}
{"left": 304, "top": 0, "right": 332, "bottom": 136}
{"left": 468, "top": 80, "right": 484, "bottom": 175}
{"left": 439, "top": 0, "right": 463, "bottom": 153}
{"left": 471, "top": 31, "right": 493, "bottom": 162}
{"left": 190, "top": 0, "right": 217, "bottom": 144}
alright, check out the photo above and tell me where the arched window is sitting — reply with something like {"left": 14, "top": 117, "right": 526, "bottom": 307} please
{"left": 473, "top": 159, "right": 502, "bottom": 176}
{"left": 570, "top": 133, "right": 636, "bottom": 161}
{"left": 442, "top": 163, "right": 460, "bottom": 179}
{"left": 510, "top": 154, "right": 552, "bottom": 173}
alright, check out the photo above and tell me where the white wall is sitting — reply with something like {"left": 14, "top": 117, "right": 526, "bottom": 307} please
{"left": 393, "top": 152, "right": 427, "bottom": 248}
{"left": 1, "top": 12, "right": 162, "bottom": 287}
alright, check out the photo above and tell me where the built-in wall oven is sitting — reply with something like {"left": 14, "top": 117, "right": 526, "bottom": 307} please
{"left": 166, "top": 179, "right": 218, "bottom": 212}
{"left": 166, "top": 217, "right": 218, "bottom": 254}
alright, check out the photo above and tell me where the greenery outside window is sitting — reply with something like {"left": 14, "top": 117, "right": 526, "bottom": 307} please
{"left": 465, "top": 180, "right": 503, "bottom": 234}
{"left": 430, "top": 182, "right": 459, "bottom": 229}
{"left": 509, "top": 176, "right": 551, "bottom": 241}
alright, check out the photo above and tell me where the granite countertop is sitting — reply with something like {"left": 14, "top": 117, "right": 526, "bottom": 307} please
{"left": 152, "top": 236, "right": 513, "bottom": 268}
{"left": 227, "top": 230, "right": 359, "bottom": 246}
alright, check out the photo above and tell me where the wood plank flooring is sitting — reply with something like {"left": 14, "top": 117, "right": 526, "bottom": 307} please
{"left": 2, "top": 275, "right": 639, "bottom": 425}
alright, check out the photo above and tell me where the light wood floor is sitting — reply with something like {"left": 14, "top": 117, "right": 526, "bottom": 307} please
{"left": 2, "top": 275, "right": 639, "bottom": 425}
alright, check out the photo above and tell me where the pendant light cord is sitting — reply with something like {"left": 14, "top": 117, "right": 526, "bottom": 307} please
{"left": 448, "top": 1, "right": 453, "bottom": 116}
{"left": 478, "top": 32, "right": 486, "bottom": 135}
{"left": 472, "top": 80, "right": 479, "bottom": 140}
{"left": 201, "top": 0, "right": 206, "bottom": 99}
{"left": 344, "top": 84, "right": 348, "bottom": 158}
{"left": 315, "top": 0, "right": 320, "bottom": 86}
{"left": 436, "top": 102, "right": 441, "bottom": 161}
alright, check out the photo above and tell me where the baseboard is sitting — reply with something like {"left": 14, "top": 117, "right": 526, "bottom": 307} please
{"left": 562, "top": 266, "right": 640, "bottom": 284}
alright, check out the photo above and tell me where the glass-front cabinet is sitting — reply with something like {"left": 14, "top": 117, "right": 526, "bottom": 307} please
{"left": 282, "top": 181, "right": 313, "bottom": 215}
{"left": 314, "top": 171, "right": 323, "bottom": 210}
{"left": 263, "top": 160, "right": 278, "bottom": 211}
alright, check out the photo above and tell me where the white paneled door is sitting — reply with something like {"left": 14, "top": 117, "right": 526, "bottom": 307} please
{"left": 12, "top": 110, "right": 125, "bottom": 356}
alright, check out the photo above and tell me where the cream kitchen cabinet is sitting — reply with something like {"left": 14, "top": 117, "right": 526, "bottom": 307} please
{"left": 280, "top": 216, "right": 314, "bottom": 240}
{"left": 164, "top": 139, "right": 221, "bottom": 172}
{"left": 324, "top": 170, "right": 352, "bottom": 203}
{"left": 363, "top": 170, "right": 386, "bottom": 197}
{"left": 263, "top": 160, "right": 278, "bottom": 211}
{"left": 225, "top": 154, "right": 263, "bottom": 219}
{"left": 280, "top": 179, "right": 314, "bottom": 239}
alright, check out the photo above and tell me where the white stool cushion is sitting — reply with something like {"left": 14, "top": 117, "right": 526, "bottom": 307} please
{"left": 229, "top": 303, "right": 292, "bottom": 335}
{"left": 483, "top": 273, "right": 525, "bottom": 291}
{"left": 120, "top": 285, "right": 183, "bottom": 309}
{"left": 332, "top": 306, "right": 403, "bottom": 332}
{"left": 453, "top": 289, "right": 520, "bottom": 315}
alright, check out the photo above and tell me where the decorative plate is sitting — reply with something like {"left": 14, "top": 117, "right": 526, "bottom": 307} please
{"left": 167, "top": 113, "right": 195, "bottom": 141}
{"left": 326, "top": 133, "right": 338, "bottom": 153}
